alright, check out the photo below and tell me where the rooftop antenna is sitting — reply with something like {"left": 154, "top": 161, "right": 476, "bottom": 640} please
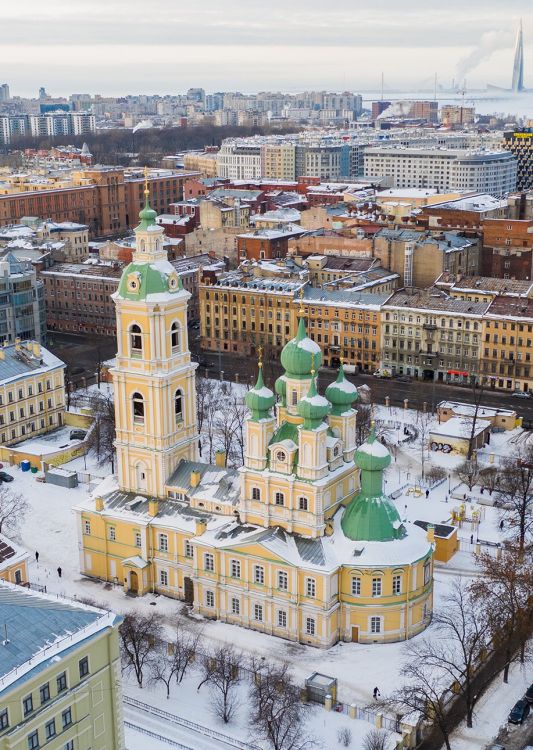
{"left": 380, "top": 72, "right": 384, "bottom": 101}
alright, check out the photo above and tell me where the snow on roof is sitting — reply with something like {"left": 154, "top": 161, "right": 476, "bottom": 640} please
{"left": 437, "top": 400, "right": 516, "bottom": 418}
{"left": 357, "top": 439, "right": 389, "bottom": 458}
{"left": 430, "top": 416, "right": 491, "bottom": 439}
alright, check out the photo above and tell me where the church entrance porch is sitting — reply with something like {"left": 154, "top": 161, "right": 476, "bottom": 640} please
{"left": 122, "top": 555, "right": 150, "bottom": 596}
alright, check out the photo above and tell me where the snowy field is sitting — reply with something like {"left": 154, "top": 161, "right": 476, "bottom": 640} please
{"left": 8, "top": 383, "right": 532, "bottom": 749}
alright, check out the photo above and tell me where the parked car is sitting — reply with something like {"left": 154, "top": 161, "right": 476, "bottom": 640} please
{"left": 396, "top": 375, "right": 412, "bottom": 383}
{"left": 69, "top": 429, "right": 87, "bottom": 441}
{"left": 198, "top": 359, "right": 211, "bottom": 368}
{"left": 525, "top": 682, "right": 533, "bottom": 703}
{"left": 0, "top": 471, "right": 14, "bottom": 482}
{"left": 512, "top": 391, "right": 531, "bottom": 399}
{"left": 508, "top": 699, "right": 530, "bottom": 725}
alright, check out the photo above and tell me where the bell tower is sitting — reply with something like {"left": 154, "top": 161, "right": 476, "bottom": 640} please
{"left": 111, "top": 171, "right": 199, "bottom": 498}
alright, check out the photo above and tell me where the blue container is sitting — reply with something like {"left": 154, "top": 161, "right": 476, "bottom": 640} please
{"left": 20, "top": 459, "right": 31, "bottom": 472}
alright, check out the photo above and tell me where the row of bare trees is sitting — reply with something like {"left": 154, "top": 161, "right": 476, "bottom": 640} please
{"left": 380, "top": 546, "right": 533, "bottom": 750}
{"left": 118, "top": 610, "right": 315, "bottom": 749}
{"left": 196, "top": 378, "right": 247, "bottom": 466}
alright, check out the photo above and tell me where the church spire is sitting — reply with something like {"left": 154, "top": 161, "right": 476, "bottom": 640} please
{"left": 137, "top": 167, "right": 157, "bottom": 230}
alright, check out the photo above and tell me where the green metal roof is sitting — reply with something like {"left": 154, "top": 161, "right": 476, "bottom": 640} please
{"left": 297, "top": 375, "right": 330, "bottom": 429}
{"left": 325, "top": 364, "right": 358, "bottom": 415}
{"left": 117, "top": 260, "right": 182, "bottom": 300}
{"left": 245, "top": 366, "right": 275, "bottom": 420}
{"left": 280, "top": 317, "right": 322, "bottom": 378}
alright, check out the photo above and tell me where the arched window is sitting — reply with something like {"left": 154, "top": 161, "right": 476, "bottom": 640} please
{"left": 171, "top": 322, "right": 180, "bottom": 352}
{"left": 132, "top": 392, "right": 145, "bottom": 425}
{"left": 130, "top": 325, "right": 142, "bottom": 358}
{"left": 140, "top": 239, "right": 145, "bottom": 251}
{"left": 174, "top": 389, "right": 183, "bottom": 422}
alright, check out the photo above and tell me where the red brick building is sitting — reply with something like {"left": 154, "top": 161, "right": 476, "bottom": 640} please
{"left": 481, "top": 219, "right": 533, "bottom": 279}
{"left": 237, "top": 226, "right": 307, "bottom": 261}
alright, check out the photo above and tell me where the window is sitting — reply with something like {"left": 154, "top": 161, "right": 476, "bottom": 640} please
{"left": 298, "top": 496, "right": 308, "bottom": 511}
{"left": 130, "top": 324, "right": 142, "bottom": 356}
{"left": 424, "top": 560, "right": 431, "bottom": 585}
{"left": 174, "top": 389, "right": 183, "bottom": 421}
{"left": 27, "top": 731, "right": 39, "bottom": 750}
{"left": 184, "top": 539, "right": 193, "bottom": 558}
{"left": 206, "top": 590, "right": 215, "bottom": 607}
{"left": 276, "top": 451, "right": 286, "bottom": 462}
{"left": 23, "top": 694, "right": 33, "bottom": 716}
{"left": 132, "top": 392, "right": 145, "bottom": 425}
{"left": 351, "top": 577, "right": 361, "bottom": 596}
{"left": 277, "top": 570, "right": 288, "bottom": 590}
{"left": 83, "top": 520, "right": 91, "bottom": 535}
{"left": 61, "top": 708, "right": 72, "bottom": 729}
{"left": 57, "top": 672, "right": 67, "bottom": 692}
{"left": 392, "top": 574, "right": 402, "bottom": 595}
{"left": 65, "top": 742, "right": 74, "bottom": 750}
{"left": 160, "top": 570, "right": 168, "bottom": 586}
{"left": 108, "top": 526, "right": 116, "bottom": 541}
{"left": 159, "top": 533, "right": 168, "bottom": 552}
{"left": 305, "top": 577, "right": 316, "bottom": 598}
{"left": 39, "top": 683, "right": 50, "bottom": 704}
{"left": 0, "top": 708, "right": 8, "bottom": 730}
{"left": 277, "top": 610, "right": 287, "bottom": 628}
{"left": 370, "top": 616, "right": 381, "bottom": 634}
{"left": 79, "top": 656, "right": 89, "bottom": 678}
{"left": 135, "top": 531, "right": 142, "bottom": 547}
{"left": 230, "top": 560, "right": 241, "bottom": 578}
{"left": 372, "top": 577, "right": 382, "bottom": 597}
{"left": 253, "top": 603, "right": 263, "bottom": 621}
{"left": 275, "top": 492, "right": 284, "bottom": 506}
{"left": 254, "top": 565, "right": 264, "bottom": 584}
{"left": 251, "top": 487, "right": 261, "bottom": 501}
{"left": 231, "top": 597, "right": 240, "bottom": 615}
{"left": 171, "top": 322, "right": 180, "bottom": 352}
{"left": 45, "top": 720, "right": 56, "bottom": 740}
{"left": 305, "top": 617, "right": 316, "bottom": 636}
{"left": 204, "top": 553, "right": 214, "bottom": 572}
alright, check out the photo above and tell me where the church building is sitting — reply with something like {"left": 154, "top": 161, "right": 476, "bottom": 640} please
{"left": 74, "top": 184, "right": 434, "bottom": 647}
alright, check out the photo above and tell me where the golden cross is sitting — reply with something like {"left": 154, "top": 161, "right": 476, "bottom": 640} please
{"left": 258, "top": 346, "right": 263, "bottom": 368}
{"left": 143, "top": 166, "right": 149, "bottom": 198}
{"left": 299, "top": 286, "right": 305, "bottom": 314}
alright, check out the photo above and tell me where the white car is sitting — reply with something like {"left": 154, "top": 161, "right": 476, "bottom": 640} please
{"left": 512, "top": 391, "right": 531, "bottom": 399}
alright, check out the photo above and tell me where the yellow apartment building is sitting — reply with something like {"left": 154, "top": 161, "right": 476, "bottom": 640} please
{"left": 482, "top": 295, "right": 533, "bottom": 393}
{"left": 0, "top": 533, "right": 30, "bottom": 585}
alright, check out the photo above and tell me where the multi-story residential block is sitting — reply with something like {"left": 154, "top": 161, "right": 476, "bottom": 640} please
{"left": 0, "top": 340, "right": 65, "bottom": 446}
{"left": 0, "top": 252, "right": 45, "bottom": 343}
{"left": 0, "top": 218, "right": 89, "bottom": 263}
{"left": 481, "top": 218, "right": 533, "bottom": 279}
{"left": 502, "top": 129, "right": 533, "bottom": 190}
{"left": 0, "top": 583, "right": 124, "bottom": 750}
{"left": 373, "top": 229, "right": 480, "bottom": 287}
{"left": 482, "top": 296, "right": 533, "bottom": 393}
{"left": 435, "top": 274, "right": 533, "bottom": 303}
{"left": 381, "top": 289, "right": 487, "bottom": 383}
{"left": 440, "top": 105, "right": 476, "bottom": 126}
{"left": 74, "top": 187, "right": 434, "bottom": 646}
{"left": 237, "top": 226, "right": 307, "bottom": 261}
{"left": 0, "top": 112, "right": 95, "bottom": 144}
{"left": 363, "top": 147, "right": 517, "bottom": 195}
{"left": 0, "top": 533, "right": 30, "bottom": 585}
{"left": 420, "top": 194, "right": 509, "bottom": 230}
{"left": 199, "top": 198, "right": 250, "bottom": 229}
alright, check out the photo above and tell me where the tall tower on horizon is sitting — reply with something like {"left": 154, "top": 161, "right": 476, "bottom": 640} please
{"left": 512, "top": 19, "right": 525, "bottom": 92}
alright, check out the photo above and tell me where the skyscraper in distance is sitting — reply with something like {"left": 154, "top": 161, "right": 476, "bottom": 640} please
{"left": 512, "top": 19, "right": 524, "bottom": 92}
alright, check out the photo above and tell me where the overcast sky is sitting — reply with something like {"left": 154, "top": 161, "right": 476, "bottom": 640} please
{"left": 1, "top": 0, "right": 531, "bottom": 97}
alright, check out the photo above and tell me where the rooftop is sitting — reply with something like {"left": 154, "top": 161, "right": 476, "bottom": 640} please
{"left": 486, "top": 295, "right": 533, "bottom": 319}
{"left": 385, "top": 288, "right": 489, "bottom": 315}
{"left": 437, "top": 274, "right": 533, "bottom": 297}
{"left": 0, "top": 341, "right": 64, "bottom": 385}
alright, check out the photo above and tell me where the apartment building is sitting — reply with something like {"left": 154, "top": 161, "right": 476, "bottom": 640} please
{"left": 0, "top": 218, "right": 89, "bottom": 262}
{"left": 0, "top": 340, "right": 65, "bottom": 446}
{"left": 420, "top": 194, "right": 509, "bottom": 230}
{"left": 363, "top": 147, "right": 517, "bottom": 195}
{"left": 381, "top": 289, "right": 487, "bottom": 383}
{"left": 237, "top": 226, "right": 307, "bottom": 261}
{"left": 0, "top": 583, "right": 124, "bottom": 750}
{"left": 440, "top": 105, "right": 476, "bottom": 126}
{"left": 502, "top": 129, "right": 533, "bottom": 190}
{"left": 482, "top": 296, "right": 533, "bottom": 392}
{"left": 0, "top": 112, "right": 95, "bottom": 144}
{"left": 0, "top": 252, "right": 45, "bottom": 343}
{"left": 481, "top": 218, "right": 533, "bottom": 279}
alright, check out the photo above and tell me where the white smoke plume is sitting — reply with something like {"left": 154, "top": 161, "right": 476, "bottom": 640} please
{"left": 455, "top": 30, "right": 513, "bottom": 82}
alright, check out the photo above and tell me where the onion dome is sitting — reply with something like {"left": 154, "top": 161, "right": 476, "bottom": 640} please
{"left": 138, "top": 197, "right": 157, "bottom": 230}
{"left": 274, "top": 374, "right": 287, "bottom": 406}
{"left": 325, "top": 363, "right": 358, "bottom": 415}
{"left": 246, "top": 366, "right": 275, "bottom": 420}
{"left": 280, "top": 317, "right": 322, "bottom": 378}
{"left": 297, "top": 375, "right": 331, "bottom": 429}
{"left": 342, "top": 426, "right": 405, "bottom": 542}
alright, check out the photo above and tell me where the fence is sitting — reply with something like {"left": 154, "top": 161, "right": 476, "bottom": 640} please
{"left": 124, "top": 721, "right": 192, "bottom": 750}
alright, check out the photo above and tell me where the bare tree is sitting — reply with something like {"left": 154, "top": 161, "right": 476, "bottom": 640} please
{"left": 228, "top": 393, "right": 247, "bottom": 466}
{"left": 150, "top": 642, "right": 179, "bottom": 698}
{"left": 471, "top": 545, "right": 533, "bottom": 682}
{"left": 495, "top": 444, "right": 533, "bottom": 551}
{"left": 425, "top": 466, "right": 447, "bottom": 486}
{"left": 465, "top": 376, "right": 486, "bottom": 461}
{"left": 174, "top": 612, "right": 202, "bottom": 684}
{"left": 363, "top": 729, "right": 390, "bottom": 750}
{"left": 119, "top": 612, "right": 163, "bottom": 688}
{"left": 380, "top": 641, "right": 455, "bottom": 750}
{"left": 415, "top": 410, "right": 432, "bottom": 480}
{"left": 196, "top": 377, "right": 217, "bottom": 457}
{"left": 203, "top": 389, "right": 218, "bottom": 464}
{"left": 82, "top": 390, "right": 116, "bottom": 472}
{"left": 214, "top": 408, "right": 239, "bottom": 467}
{"left": 409, "top": 580, "right": 492, "bottom": 729}
{"left": 356, "top": 404, "right": 372, "bottom": 446}
{"left": 455, "top": 460, "right": 480, "bottom": 492}
{"left": 197, "top": 645, "right": 242, "bottom": 724}
{"left": 479, "top": 466, "right": 498, "bottom": 495}
{"left": 249, "top": 659, "right": 313, "bottom": 750}
{"left": 0, "top": 487, "right": 27, "bottom": 536}
{"left": 337, "top": 728, "right": 352, "bottom": 747}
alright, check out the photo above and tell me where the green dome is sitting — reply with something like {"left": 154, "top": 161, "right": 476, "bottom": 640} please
{"left": 138, "top": 197, "right": 157, "bottom": 230}
{"left": 297, "top": 376, "right": 330, "bottom": 429}
{"left": 117, "top": 260, "right": 182, "bottom": 300}
{"left": 280, "top": 317, "right": 322, "bottom": 378}
{"left": 246, "top": 366, "right": 275, "bottom": 420}
{"left": 325, "top": 364, "right": 358, "bottom": 415}
{"left": 275, "top": 374, "right": 287, "bottom": 406}
{"left": 342, "top": 427, "right": 404, "bottom": 542}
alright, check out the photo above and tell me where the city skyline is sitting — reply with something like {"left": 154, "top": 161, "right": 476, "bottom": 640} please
{"left": 0, "top": 0, "right": 531, "bottom": 97}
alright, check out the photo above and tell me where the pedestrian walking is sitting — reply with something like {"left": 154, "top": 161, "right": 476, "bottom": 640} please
{"left": 35, "top": 551, "right": 39, "bottom": 563}
{"left": 425, "top": 489, "right": 429, "bottom": 499}
{"left": 57, "top": 566, "right": 62, "bottom": 578}
{"left": 470, "top": 534, "right": 474, "bottom": 544}
{"left": 499, "top": 519, "right": 504, "bottom": 531}
{"left": 373, "top": 687, "right": 380, "bottom": 700}
{"left": 445, "top": 495, "right": 448, "bottom": 503}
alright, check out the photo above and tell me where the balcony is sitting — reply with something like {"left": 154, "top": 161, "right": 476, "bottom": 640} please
{"left": 423, "top": 322, "right": 437, "bottom": 331}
